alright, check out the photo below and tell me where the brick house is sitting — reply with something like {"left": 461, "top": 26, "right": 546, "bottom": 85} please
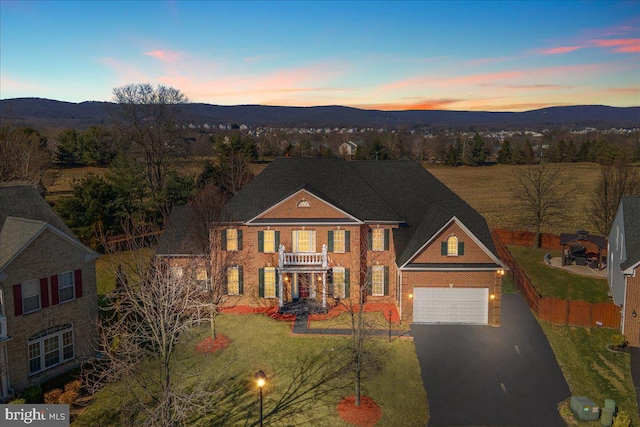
{"left": 162, "top": 158, "right": 506, "bottom": 325}
{"left": 0, "top": 185, "right": 99, "bottom": 398}
{"left": 608, "top": 195, "right": 640, "bottom": 347}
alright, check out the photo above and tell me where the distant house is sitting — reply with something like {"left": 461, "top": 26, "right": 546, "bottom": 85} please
{"left": 162, "top": 158, "right": 506, "bottom": 326}
{"left": 338, "top": 141, "right": 359, "bottom": 159}
{"left": 608, "top": 195, "right": 640, "bottom": 347}
{"left": 0, "top": 185, "right": 99, "bottom": 398}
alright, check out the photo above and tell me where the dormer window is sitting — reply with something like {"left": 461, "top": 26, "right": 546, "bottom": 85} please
{"left": 441, "top": 235, "right": 464, "bottom": 256}
{"left": 297, "top": 199, "right": 310, "bottom": 208}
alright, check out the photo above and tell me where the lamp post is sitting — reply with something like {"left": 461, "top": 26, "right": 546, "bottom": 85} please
{"left": 255, "top": 370, "right": 267, "bottom": 426}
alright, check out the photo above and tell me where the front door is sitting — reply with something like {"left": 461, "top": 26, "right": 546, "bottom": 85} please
{"left": 299, "top": 273, "right": 310, "bottom": 298}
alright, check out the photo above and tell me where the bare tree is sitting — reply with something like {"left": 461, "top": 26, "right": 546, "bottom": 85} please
{"left": 590, "top": 162, "right": 640, "bottom": 235}
{"left": 110, "top": 83, "right": 188, "bottom": 193}
{"left": 513, "top": 162, "right": 574, "bottom": 248}
{"left": 88, "top": 224, "right": 213, "bottom": 427}
{"left": 0, "top": 125, "right": 50, "bottom": 184}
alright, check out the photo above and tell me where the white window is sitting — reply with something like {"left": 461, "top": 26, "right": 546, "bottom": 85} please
{"left": 333, "top": 267, "right": 345, "bottom": 298}
{"left": 58, "top": 271, "right": 75, "bottom": 303}
{"left": 334, "top": 230, "right": 346, "bottom": 253}
{"left": 170, "top": 266, "right": 183, "bottom": 280}
{"left": 227, "top": 267, "right": 240, "bottom": 295}
{"left": 226, "top": 229, "right": 238, "bottom": 251}
{"left": 22, "top": 279, "right": 40, "bottom": 314}
{"left": 447, "top": 235, "right": 459, "bottom": 256}
{"left": 264, "top": 267, "right": 276, "bottom": 298}
{"left": 372, "top": 228, "right": 385, "bottom": 251}
{"left": 28, "top": 324, "right": 74, "bottom": 375}
{"left": 264, "top": 230, "right": 276, "bottom": 253}
{"left": 195, "top": 268, "right": 208, "bottom": 288}
{"left": 372, "top": 266, "right": 384, "bottom": 296}
{"left": 292, "top": 230, "right": 316, "bottom": 252}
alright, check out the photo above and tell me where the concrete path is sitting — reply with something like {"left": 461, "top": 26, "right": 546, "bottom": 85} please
{"left": 411, "top": 293, "right": 570, "bottom": 427}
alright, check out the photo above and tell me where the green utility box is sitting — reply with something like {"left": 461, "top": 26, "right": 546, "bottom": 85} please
{"left": 570, "top": 396, "right": 600, "bottom": 421}
{"left": 600, "top": 407, "right": 613, "bottom": 427}
{"left": 604, "top": 398, "right": 616, "bottom": 415}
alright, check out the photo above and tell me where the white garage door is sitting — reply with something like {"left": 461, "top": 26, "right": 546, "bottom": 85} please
{"left": 413, "top": 287, "right": 488, "bottom": 325}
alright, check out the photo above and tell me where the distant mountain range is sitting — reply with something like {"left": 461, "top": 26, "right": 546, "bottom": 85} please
{"left": 1, "top": 97, "right": 639, "bottom": 130}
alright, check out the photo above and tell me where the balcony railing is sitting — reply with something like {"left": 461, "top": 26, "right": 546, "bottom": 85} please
{"left": 278, "top": 244, "right": 328, "bottom": 269}
{"left": 0, "top": 316, "right": 6, "bottom": 340}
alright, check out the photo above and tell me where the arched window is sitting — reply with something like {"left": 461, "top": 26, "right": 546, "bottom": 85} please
{"left": 447, "top": 235, "right": 459, "bottom": 256}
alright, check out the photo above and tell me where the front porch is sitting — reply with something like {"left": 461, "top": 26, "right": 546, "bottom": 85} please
{"left": 277, "top": 244, "right": 331, "bottom": 309}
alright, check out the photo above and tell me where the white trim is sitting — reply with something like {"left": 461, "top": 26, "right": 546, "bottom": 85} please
{"left": 621, "top": 275, "right": 628, "bottom": 336}
{"left": 399, "top": 216, "right": 506, "bottom": 269}
{"left": 400, "top": 266, "right": 504, "bottom": 272}
{"left": 622, "top": 262, "right": 640, "bottom": 275}
{"left": 246, "top": 188, "right": 364, "bottom": 224}
{"left": 248, "top": 221, "right": 360, "bottom": 226}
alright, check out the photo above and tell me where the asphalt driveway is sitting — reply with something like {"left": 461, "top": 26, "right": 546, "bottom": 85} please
{"left": 411, "top": 293, "right": 570, "bottom": 427}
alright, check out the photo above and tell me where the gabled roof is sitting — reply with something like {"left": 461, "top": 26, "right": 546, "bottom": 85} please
{"left": 620, "top": 195, "right": 640, "bottom": 272}
{"left": 223, "top": 157, "right": 401, "bottom": 223}
{"left": 0, "top": 185, "right": 97, "bottom": 271}
{"left": 222, "top": 158, "right": 499, "bottom": 266}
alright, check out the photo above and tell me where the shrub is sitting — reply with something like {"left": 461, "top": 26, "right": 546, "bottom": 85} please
{"left": 23, "top": 385, "right": 43, "bottom": 403}
{"left": 612, "top": 410, "right": 631, "bottom": 427}
{"left": 44, "top": 389, "right": 63, "bottom": 404}
{"left": 611, "top": 332, "right": 627, "bottom": 348}
{"left": 8, "top": 398, "right": 26, "bottom": 404}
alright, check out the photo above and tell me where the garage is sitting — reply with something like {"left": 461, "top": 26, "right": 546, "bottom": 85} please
{"left": 413, "top": 287, "right": 488, "bottom": 325}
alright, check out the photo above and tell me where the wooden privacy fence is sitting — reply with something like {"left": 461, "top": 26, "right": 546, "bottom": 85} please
{"left": 492, "top": 230, "right": 621, "bottom": 329}
{"left": 493, "top": 228, "right": 562, "bottom": 250}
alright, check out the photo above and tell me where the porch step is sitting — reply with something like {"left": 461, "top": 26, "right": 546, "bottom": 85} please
{"left": 280, "top": 300, "right": 328, "bottom": 316}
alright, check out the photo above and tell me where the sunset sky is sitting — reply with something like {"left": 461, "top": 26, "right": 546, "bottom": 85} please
{"left": 1, "top": 1, "right": 639, "bottom": 112}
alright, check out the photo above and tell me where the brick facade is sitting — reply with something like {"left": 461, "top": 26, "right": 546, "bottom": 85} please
{"left": 1, "top": 229, "right": 98, "bottom": 392}
{"left": 623, "top": 272, "right": 640, "bottom": 347}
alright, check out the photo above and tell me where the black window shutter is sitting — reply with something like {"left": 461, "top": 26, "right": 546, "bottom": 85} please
{"left": 237, "top": 229, "right": 243, "bottom": 250}
{"left": 345, "top": 268, "right": 350, "bottom": 298}
{"left": 327, "top": 231, "right": 334, "bottom": 252}
{"left": 239, "top": 266, "right": 244, "bottom": 294}
{"left": 384, "top": 229, "right": 390, "bottom": 250}
{"left": 258, "top": 231, "right": 264, "bottom": 253}
{"left": 383, "top": 266, "right": 389, "bottom": 296}
{"left": 441, "top": 241, "right": 447, "bottom": 255}
{"left": 367, "top": 230, "right": 372, "bottom": 250}
{"left": 367, "top": 266, "right": 373, "bottom": 295}
{"left": 221, "top": 230, "right": 227, "bottom": 251}
{"left": 459, "top": 241, "right": 465, "bottom": 255}
{"left": 223, "top": 268, "right": 229, "bottom": 295}
{"left": 258, "top": 268, "right": 264, "bottom": 298}
{"left": 345, "top": 231, "right": 350, "bottom": 252}
{"left": 275, "top": 231, "right": 280, "bottom": 250}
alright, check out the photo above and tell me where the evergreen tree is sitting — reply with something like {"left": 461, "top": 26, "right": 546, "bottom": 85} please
{"left": 497, "top": 140, "right": 513, "bottom": 164}
{"left": 469, "top": 133, "right": 487, "bottom": 165}
{"left": 444, "top": 144, "right": 461, "bottom": 166}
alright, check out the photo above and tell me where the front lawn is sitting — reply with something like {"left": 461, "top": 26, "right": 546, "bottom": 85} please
{"left": 540, "top": 322, "right": 639, "bottom": 426}
{"left": 308, "top": 312, "right": 411, "bottom": 332}
{"left": 508, "top": 246, "right": 609, "bottom": 302}
{"left": 73, "top": 314, "right": 428, "bottom": 426}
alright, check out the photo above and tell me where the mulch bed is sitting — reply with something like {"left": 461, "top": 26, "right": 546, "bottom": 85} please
{"left": 337, "top": 395, "right": 382, "bottom": 427}
{"left": 195, "top": 334, "right": 231, "bottom": 354}
{"left": 309, "top": 303, "right": 401, "bottom": 324}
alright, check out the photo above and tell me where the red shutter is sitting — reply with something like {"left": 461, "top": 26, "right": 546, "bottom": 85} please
{"left": 74, "top": 269, "right": 83, "bottom": 298}
{"left": 50, "top": 275, "right": 59, "bottom": 305}
{"left": 13, "top": 284, "right": 23, "bottom": 316}
{"left": 40, "top": 278, "right": 49, "bottom": 308}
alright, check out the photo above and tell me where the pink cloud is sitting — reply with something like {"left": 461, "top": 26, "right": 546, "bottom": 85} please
{"left": 144, "top": 50, "right": 182, "bottom": 63}
{"left": 357, "top": 98, "right": 463, "bottom": 111}
{"left": 538, "top": 46, "right": 582, "bottom": 55}
{"left": 590, "top": 38, "right": 640, "bottom": 53}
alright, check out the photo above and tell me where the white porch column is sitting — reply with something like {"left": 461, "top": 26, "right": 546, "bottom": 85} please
{"left": 278, "top": 271, "right": 284, "bottom": 307}
{"left": 322, "top": 272, "right": 327, "bottom": 308}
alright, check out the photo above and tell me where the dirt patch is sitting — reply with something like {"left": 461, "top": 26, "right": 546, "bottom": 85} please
{"left": 337, "top": 395, "right": 382, "bottom": 427}
{"left": 196, "top": 334, "right": 231, "bottom": 354}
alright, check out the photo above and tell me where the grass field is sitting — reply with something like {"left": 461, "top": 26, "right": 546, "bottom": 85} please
{"left": 507, "top": 246, "right": 609, "bottom": 302}
{"left": 73, "top": 314, "right": 428, "bottom": 427}
{"left": 425, "top": 162, "right": 602, "bottom": 235}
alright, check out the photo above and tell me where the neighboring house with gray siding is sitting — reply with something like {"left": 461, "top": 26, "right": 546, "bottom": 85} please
{"left": 0, "top": 185, "right": 99, "bottom": 398}
{"left": 608, "top": 195, "right": 640, "bottom": 347}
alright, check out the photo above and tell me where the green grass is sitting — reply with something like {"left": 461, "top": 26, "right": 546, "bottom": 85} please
{"left": 95, "top": 249, "right": 155, "bottom": 296}
{"left": 507, "top": 246, "right": 609, "bottom": 302}
{"left": 539, "top": 322, "right": 639, "bottom": 426}
{"left": 308, "top": 312, "right": 411, "bottom": 331}
{"left": 73, "top": 314, "right": 428, "bottom": 426}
